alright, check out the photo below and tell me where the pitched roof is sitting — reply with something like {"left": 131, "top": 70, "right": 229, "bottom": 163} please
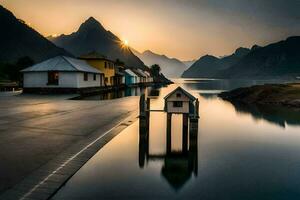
{"left": 124, "top": 69, "right": 137, "bottom": 77}
{"left": 164, "top": 87, "right": 196, "bottom": 101}
{"left": 131, "top": 69, "right": 145, "bottom": 77}
{"left": 137, "top": 69, "right": 148, "bottom": 77}
{"left": 21, "top": 56, "right": 103, "bottom": 74}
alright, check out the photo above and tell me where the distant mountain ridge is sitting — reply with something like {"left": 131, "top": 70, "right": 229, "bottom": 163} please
{"left": 0, "top": 5, "right": 70, "bottom": 63}
{"left": 50, "top": 17, "right": 147, "bottom": 70}
{"left": 182, "top": 47, "right": 251, "bottom": 78}
{"left": 218, "top": 36, "right": 300, "bottom": 79}
{"left": 182, "top": 60, "right": 196, "bottom": 68}
{"left": 132, "top": 49, "right": 188, "bottom": 78}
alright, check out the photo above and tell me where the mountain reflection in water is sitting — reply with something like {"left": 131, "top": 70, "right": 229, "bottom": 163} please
{"left": 229, "top": 101, "right": 300, "bottom": 128}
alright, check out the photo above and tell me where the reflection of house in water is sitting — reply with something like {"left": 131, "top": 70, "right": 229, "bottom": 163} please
{"left": 138, "top": 87, "right": 199, "bottom": 190}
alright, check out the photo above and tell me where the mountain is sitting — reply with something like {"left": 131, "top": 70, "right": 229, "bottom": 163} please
{"left": 50, "top": 17, "right": 146, "bottom": 70}
{"left": 182, "top": 60, "right": 196, "bottom": 68}
{"left": 132, "top": 49, "right": 188, "bottom": 78}
{"left": 0, "top": 5, "right": 70, "bottom": 63}
{"left": 182, "top": 47, "right": 250, "bottom": 78}
{"left": 219, "top": 36, "right": 300, "bottom": 79}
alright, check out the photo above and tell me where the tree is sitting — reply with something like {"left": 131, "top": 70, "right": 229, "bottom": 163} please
{"left": 115, "top": 58, "right": 125, "bottom": 66}
{"left": 4, "top": 56, "right": 34, "bottom": 82}
{"left": 150, "top": 64, "right": 161, "bottom": 77}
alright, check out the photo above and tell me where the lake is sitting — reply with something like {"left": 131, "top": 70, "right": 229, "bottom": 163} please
{"left": 53, "top": 79, "right": 300, "bottom": 200}
{"left": 80, "top": 78, "right": 293, "bottom": 100}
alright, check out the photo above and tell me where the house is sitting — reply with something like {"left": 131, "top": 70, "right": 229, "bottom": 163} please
{"left": 164, "top": 87, "right": 197, "bottom": 114}
{"left": 132, "top": 69, "right": 146, "bottom": 84}
{"left": 21, "top": 56, "right": 104, "bottom": 93}
{"left": 113, "top": 63, "right": 125, "bottom": 86}
{"left": 124, "top": 69, "right": 138, "bottom": 85}
{"left": 137, "top": 69, "right": 148, "bottom": 83}
{"left": 144, "top": 71, "right": 153, "bottom": 83}
{"left": 79, "top": 52, "right": 116, "bottom": 86}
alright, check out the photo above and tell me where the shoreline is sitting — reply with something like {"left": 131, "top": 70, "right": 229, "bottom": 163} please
{"left": 219, "top": 83, "right": 300, "bottom": 110}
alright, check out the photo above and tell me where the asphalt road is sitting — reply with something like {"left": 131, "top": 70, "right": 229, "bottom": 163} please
{"left": 0, "top": 93, "right": 139, "bottom": 194}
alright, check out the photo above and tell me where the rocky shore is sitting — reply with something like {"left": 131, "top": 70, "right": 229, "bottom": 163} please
{"left": 219, "top": 83, "right": 300, "bottom": 109}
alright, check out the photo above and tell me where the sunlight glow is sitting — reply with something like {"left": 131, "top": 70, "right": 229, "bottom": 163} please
{"left": 123, "top": 39, "right": 129, "bottom": 46}
{"left": 120, "top": 39, "right": 129, "bottom": 49}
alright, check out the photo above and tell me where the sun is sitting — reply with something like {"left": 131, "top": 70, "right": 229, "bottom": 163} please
{"left": 120, "top": 39, "right": 129, "bottom": 49}
{"left": 123, "top": 39, "right": 129, "bottom": 46}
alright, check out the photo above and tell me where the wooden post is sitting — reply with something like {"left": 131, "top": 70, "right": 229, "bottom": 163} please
{"left": 146, "top": 97, "right": 150, "bottom": 111}
{"left": 166, "top": 113, "right": 172, "bottom": 154}
{"left": 190, "top": 117, "right": 198, "bottom": 135}
{"left": 182, "top": 114, "right": 189, "bottom": 153}
{"left": 139, "top": 94, "right": 145, "bottom": 117}
{"left": 195, "top": 99, "right": 199, "bottom": 118}
{"left": 189, "top": 120, "right": 198, "bottom": 176}
{"left": 139, "top": 120, "right": 149, "bottom": 168}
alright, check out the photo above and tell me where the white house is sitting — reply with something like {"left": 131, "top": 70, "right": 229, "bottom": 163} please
{"left": 21, "top": 56, "right": 104, "bottom": 93}
{"left": 164, "top": 87, "right": 197, "bottom": 114}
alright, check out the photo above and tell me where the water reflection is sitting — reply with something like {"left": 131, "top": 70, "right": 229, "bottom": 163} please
{"left": 82, "top": 86, "right": 162, "bottom": 100}
{"left": 229, "top": 101, "right": 300, "bottom": 128}
{"left": 139, "top": 113, "right": 198, "bottom": 190}
{"left": 53, "top": 80, "right": 300, "bottom": 200}
{"left": 180, "top": 79, "right": 291, "bottom": 93}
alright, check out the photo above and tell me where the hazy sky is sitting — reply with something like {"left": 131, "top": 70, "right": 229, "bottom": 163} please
{"left": 2, "top": 0, "right": 300, "bottom": 60}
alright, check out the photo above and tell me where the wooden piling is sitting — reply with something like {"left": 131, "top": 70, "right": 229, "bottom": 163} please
{"left": 166, "top": 113, "right": 172, "bottom": 154}
{"left": 182, "top": 114, "right": 189, "bottom": 153}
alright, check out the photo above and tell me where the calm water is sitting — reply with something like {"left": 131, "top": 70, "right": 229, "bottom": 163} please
{"left": 81, "top": 79, "right": 293, "bottom": 100}
{"left": 53, "top": 79, "right": 300, "bottom": 200}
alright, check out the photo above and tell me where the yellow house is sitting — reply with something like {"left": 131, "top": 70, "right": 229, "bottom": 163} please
{"left": 79, "top": 52, "right": 116, "bottom": 86}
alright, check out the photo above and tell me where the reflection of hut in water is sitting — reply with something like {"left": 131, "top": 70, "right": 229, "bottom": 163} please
{"left": 138, "top": 113, "right": 198, "bottom": 190}
{"left": 138, "top": 87, "right": 199, "bottom": 190}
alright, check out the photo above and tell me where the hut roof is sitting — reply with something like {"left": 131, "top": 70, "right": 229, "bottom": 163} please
{"left": 164, "top": 87, "right": 196, "bottom": 101}
{"left": 21, "top": 56, "right": 103, "bottom": 74}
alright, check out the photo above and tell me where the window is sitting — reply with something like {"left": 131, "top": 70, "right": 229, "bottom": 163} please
{"left": 47, "top": 71, "right": 59, "bottom": 85}
{"left": 84, "top": 73, "right": 88, "bottom": 81}
{"left": 109, "top": 62, "right": 113, "bottom": 69}
{"left": 173, "top": 101, "right": 183, "bottom": 107}
{"left": 104, "top": 62, "right": 107, "bottom": 68}
{"left": 93, "top": 74, "right": 96, "bottom": 81}
{"left": 176, "top": 93, "right": 181, "bottom": 98}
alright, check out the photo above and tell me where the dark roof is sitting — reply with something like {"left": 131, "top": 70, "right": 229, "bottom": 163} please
{"left": 79, "top": 51, "right": 114, "bottom": 62}
{"left": 164, "top": 87, "right": 196, "bottom": 101}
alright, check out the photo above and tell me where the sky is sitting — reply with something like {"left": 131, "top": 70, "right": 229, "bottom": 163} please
{"left": 1, "top": 0, "right": 300, "bottom": 60}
